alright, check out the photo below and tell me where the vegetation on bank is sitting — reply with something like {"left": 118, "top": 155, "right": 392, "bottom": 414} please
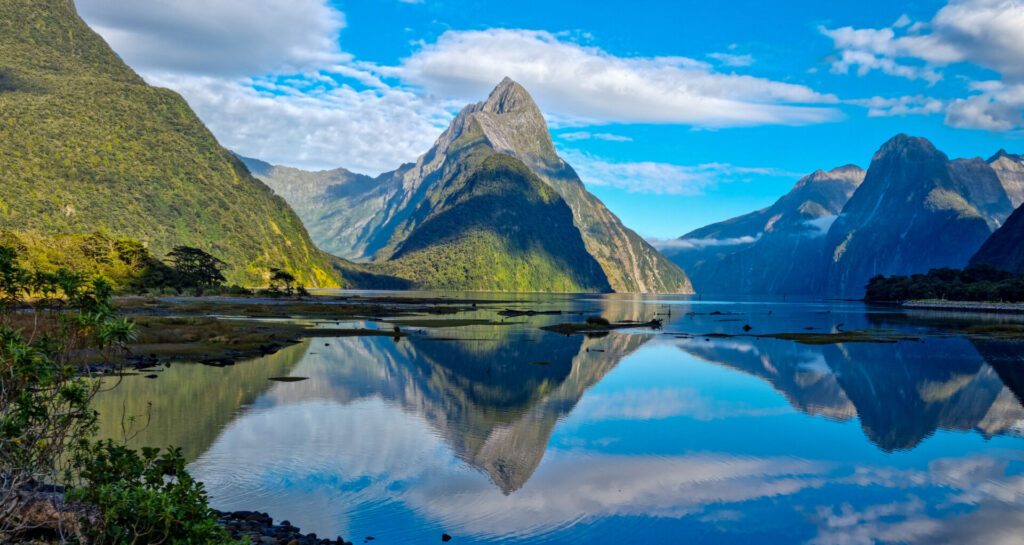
{"left": 0, "top": 247, "right": 234, "bottom": 543}
{"left": 0, "top": 230, "right": 325, "bottom": 297}
{"left": 865, "top": 265, "right": 1024, "bottom": 303}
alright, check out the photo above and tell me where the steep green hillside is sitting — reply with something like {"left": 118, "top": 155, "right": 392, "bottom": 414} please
{"left": 377, "top": 149, "right": 611, "bottom": 292}
{"left": 0, "top": 0, "right": 339, "bottom": 286}
{"left": 239, "top": 156, "right": 393, "bottom": 261}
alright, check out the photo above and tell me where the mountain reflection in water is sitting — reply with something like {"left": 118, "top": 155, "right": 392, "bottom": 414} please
{"left": 92, "top": 296, "right": 1024, "bottom": 544}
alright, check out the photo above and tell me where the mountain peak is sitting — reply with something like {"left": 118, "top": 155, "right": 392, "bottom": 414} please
{"left": 988, "top": 149, "right": 1022, "bottom": 163}
{"left": 874, "top": 134, "right": 945, "bottom": 162}
{"left": 481, "top": 77, "right": 541, "bottom": 116}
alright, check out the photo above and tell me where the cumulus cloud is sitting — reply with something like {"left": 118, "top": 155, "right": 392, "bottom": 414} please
{"left": 820, "top": 25, "right": 949, "bottom": 83}
{"left": 822, "top": 0, "right": 1024, "bottom": 131}
{"left": 144, "top": 73, "right": 452, "bottom": 173}
{"left": 945, "top": 81, "right": 1024, "bottom": 131}
{"left": 398, "top": 29, "right": 841, "bottom": 127}
{"left": 77, "top": 1, "right": 453, "bottom": 173}
{"left": 562, "top": 150, "right": 799, "bottom": 196}
{"left": 847, "top": 95, "right": 945, "bottom": 117}
{"left": 76, "top": 0, "right": 347, "bottom": 76}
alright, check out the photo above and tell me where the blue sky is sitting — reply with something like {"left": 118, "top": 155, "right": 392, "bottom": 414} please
{"left": 77, "top": 0, "right": 1024, "bottom": 239}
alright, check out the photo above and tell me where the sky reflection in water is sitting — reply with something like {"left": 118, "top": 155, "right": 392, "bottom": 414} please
{"left": 94, "top": 295, "right": 1024, "bottom": 544}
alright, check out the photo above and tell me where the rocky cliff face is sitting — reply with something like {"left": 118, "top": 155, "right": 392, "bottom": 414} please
{"left": 971, "top": 201, "right": 1024, "bottom": 274}
{"left": 668, "top": 165, "right": 864, "bottom": 294}
{"left": 823, "top": 135, "right": 1013, "bottom": 296}
{"left": 989, "top": 150, "right": 1024, "bottom": 208}
{"left": 250, "top": 78, "right": 692, "bottom": 293}
{"left": 971, "top": 150, "right": 1024, "bottom": 274}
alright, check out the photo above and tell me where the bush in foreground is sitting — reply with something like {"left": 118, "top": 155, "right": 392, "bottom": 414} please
{"left": 0, "top": 246, "right": 233, "bottom": 543}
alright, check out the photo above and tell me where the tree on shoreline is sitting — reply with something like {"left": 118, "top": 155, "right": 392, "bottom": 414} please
{"left": 166, "top": 246, "right": 227, "bottom": 296}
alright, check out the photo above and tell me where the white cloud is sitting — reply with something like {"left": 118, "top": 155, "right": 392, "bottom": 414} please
{"left": 76, "top": 0, "right": 347, "bottom": 77}
{"left": 398, "top": 29, "right": 841, "bottom": 127}
{"left": 847, "top": 95, "right": 946, "bottom": 117}
{"left": 946, "top": 81, "right": 1024, "bottom": 131}
{"left": 145, "top": 73, "right": 452, "bottom": 173}
{"left": 78, "top": 1, "right": 453, "bottom": 173}
{"left": 707, "top": 52, "right": 755, "bottom": 67}
{"left": 822, "top": 0, "right": 1024, "bottom": 131}
{"left": 563, "top": 149, "right": 799, "bottom": 196}
{"left": 804, "top": 215, "right": 839, "bottom": 236}
{"left": 649, "top": 235, "right": 762, "bottom": 251}
{"left": 558, "top": 131, "right": 633, "bottom": 142}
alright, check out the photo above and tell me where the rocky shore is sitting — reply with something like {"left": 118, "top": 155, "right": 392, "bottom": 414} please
{"left": 218, "top": 511, "right": 353, "bottom": 545}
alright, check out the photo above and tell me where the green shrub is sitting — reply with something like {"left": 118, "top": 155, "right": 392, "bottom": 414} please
{"left": 0, "top": 246, "right": 235, "bottom": 542}
{"left": 68, "top": 443, "right": 236, "bottom": 545}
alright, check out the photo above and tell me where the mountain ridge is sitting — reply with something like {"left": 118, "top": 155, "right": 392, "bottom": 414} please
{"left": 823, "top": 134, "right": 1013, "bottom": 296}
{"left": 670, "top": 134, "right": 1019, "bottom": 296}
{"left": 668, "top": 164, "right": 865, "bottom": 294}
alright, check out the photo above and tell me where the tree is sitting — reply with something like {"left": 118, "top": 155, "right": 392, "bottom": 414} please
{"left": 165, "top": 246, "right": 226, "bottom": 295}
{"left": 268, "top": 268, "right": 296, "bottom": 296}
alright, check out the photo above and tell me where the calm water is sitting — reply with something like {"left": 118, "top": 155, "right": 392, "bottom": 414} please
{"left": 94, "top": 294, "right": 1024, "bottom": 544}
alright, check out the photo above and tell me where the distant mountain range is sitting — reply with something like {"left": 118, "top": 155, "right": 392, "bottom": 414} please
{"left": 0, "top": 0, "right": 338, "bottom": 286}
{"left": 244, "top": 79, "right": 692, "bottom": 294}
{"left": 666, "top": 165, "right": 864, "bottom": 295}
{"left": 668, "top": 135, "right": 1024, "bottom": 296}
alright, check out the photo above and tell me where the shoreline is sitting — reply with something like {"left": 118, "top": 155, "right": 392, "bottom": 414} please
{"left": 903, "top": 300, "right": 1024, "bottom": 314}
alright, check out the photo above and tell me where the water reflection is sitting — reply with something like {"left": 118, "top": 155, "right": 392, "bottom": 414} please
{"left": 91, "top": 297, "right": 1024, "bottom": 543}
{"left": 676, "top": 335, "right": 1024, "bottom": 451}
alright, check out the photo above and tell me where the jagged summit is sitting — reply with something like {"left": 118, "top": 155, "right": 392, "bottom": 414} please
{"left": 443, "top": 77, "right": 560, "bottom": 169}
{"left": 875, "top": 134, "right": 944, "bottom": 160}
{"left": 796, "top": 165, "right": 864, "bottom": 188}
{"left": 986, "top": 148, "right": 1024, "bottom": 208}
{"left": 989, "top": 149, "right": 1022, "bottom": 163}
{"left": 481, "top": 77, "right": 540, "bottom": 115}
